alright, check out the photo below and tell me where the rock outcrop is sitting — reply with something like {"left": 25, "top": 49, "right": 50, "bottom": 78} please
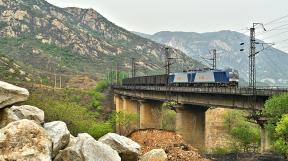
{"left": 0, "top": 81, "right": 29, "bottom": 108}
{"left": 0, "top": 119, "right": 52, "bottom": 161}
{"left": 140, "top": 149, "right": 168, "bottom": 161}
{"left": 44, "top": 121, "right": 70, "bottom": 158}
{"left": 99, "top": 133, "right": 141, "bottom": 161}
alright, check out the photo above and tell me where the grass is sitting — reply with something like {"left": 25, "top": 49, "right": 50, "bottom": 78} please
{"left": 25, "top": 86, "right": 114, "bottom": 139}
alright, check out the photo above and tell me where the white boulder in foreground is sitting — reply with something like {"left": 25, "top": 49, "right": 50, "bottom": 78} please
{"left": 44, "top": 121, "right": 70, "bottom": 158}
{"left": 0, "top": 107, "right": 19, "bottom": 128}
{"left": 140, "top": 149, "right": 168, "bottom": 161}
{"left": 11, "top": 105, "right": 45, "bottom": 124}
{"left": 0, "top": 81, "right": 29, "bottom": 109}
{"left": 0, "top": 105, "right": 45, "bottom": 128}
{"left": 55, "top": 133, "right": 121, "bottom": 161}
{"left": 99, "top": 133, "right": 141, "bottom": 161}
{"left": 0, "top": 119, "right": 52, "bottom": 161}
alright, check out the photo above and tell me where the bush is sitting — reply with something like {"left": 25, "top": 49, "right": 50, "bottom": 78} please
{"left": 274, "top": 114, "right": 288, "bottom": 158}
{"left": 224, "top": 110, "right": 260, "bottom": 152}
{"left": 162, "top": 109, "right": 176, "bottom": 131}
{"left": 89, "top": 80, "right": 110, "bottom": 110}
{"left": 109, "top": 111, "right": 139, "bottom": 135}
{"left": 25, "top": 89, "right": 113, "bottom": 139}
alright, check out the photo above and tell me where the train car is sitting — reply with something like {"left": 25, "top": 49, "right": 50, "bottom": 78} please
{"left": 168, "top": 68, "right": 239, "bottom": 87}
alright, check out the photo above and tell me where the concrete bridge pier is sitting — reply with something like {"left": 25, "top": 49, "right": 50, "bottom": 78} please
{"left": 139, "top": 100, "right": 163, "bottom": 129}
{"left": 175, "top": 105, "right": 208, "bottom": 150}
{"left": 114, "top": 95, "right": 123, "bottom": 112}
{"left": 122, "top": 97, "right": 140, "bottom": 131}
{"left": 260, "top": 126, "right": 271, "bottom": 153}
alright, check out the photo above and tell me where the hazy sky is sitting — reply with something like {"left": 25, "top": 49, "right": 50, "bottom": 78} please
{"left": 46, "top": 0, "right": 288, "bottom": 50}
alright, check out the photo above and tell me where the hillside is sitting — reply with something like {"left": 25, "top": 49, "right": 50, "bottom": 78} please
{"left": 136, "top": 30, "right": 288, "bottom": 86}
{"left": 0, "top": 0, "right": 203, "bottom": 85}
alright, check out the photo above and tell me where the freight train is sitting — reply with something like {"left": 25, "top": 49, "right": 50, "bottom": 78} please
{"left": 122, "top": 68, "right": 239, "bottom": 87}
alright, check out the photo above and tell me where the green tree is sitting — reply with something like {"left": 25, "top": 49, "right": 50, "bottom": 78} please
{"left": 263, "top": 94, "right": 288, "bottom": 125}
{"left": 274, "top": 114, "right": 288, "bottom": 158}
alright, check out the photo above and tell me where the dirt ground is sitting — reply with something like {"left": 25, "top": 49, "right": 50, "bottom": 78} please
{"left": 129, "top": 129, "right": 210, "bottom": 161}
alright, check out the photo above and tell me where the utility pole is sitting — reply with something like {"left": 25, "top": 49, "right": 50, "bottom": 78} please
{"left": 165, "top": 47, "right": 171, "bottom": 75}
{"left": 249, "top": 26, "right": 256, "bottom": 89}
{"left": 116, "top": 62, "right": 119, "bottom": 85}
{"left": 59, "top": 57, "right": 62, "bottom": 89}
{"left": 212, "top": 49, "right": 217, "bottom": 69}
{"left": 131, "top": 58, "right": 136, "bottom": 77}
{"left": 54, "top": 74, "right": 57, "bottom": 89}
{"left": 59, "top": 75, "right": 62, "bottom": 89}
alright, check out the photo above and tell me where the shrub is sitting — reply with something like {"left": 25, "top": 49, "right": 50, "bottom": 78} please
{"left": 25, "top": 89, "right": 113, "bottom": 139}
{"left": 273, "top": 114, "right": 288, "bottom": 158}
{"left": 224, "top": 110, "right": 260, "bottom": 152}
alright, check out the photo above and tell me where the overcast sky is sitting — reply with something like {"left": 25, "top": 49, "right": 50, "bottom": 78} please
{"left": 46, "top": 0, "right": 288, "bottom": 50}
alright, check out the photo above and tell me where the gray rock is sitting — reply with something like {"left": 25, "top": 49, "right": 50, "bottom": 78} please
{"left": 0, "top": 105, "right": 45, "bottom": 128}
{"left": 99, "top": 133, "right": 141, "bottom": 161}
{"left": 11, "top": 105, "right": 45, "bottom": 124}
{"left": 54, "top": 133, "right": 121, "bottom": 161}
{"left": 0, "top": 107, "right": 18, "bottom": 128}
{"left": 82, "top": 136, "right": 121, "bottom": 161}
{"left": 0, "top": 81, "right": 29, "bottom": 109}
{"left": 44, "top": 121, "right": 70, "bottom": 158}
{"left": 140, "top": 149, "right": 167, "bottom": 161}
{"left": 0, "top": 119, "right": 52, "bottom": 161}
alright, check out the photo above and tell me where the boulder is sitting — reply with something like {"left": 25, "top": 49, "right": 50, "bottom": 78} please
{"left": 0, "top": 81, "right": 29, "bottom": 109}
{"left": 0, "top": 105, "right": 44, "bottom": 128}
{"left": 0, "top": 107, "right": 19, "bottom": 128}
{"left": 140, "top": 149, "right": 167, "bottom": 161}
{"left": 82, "top": 136, "right": 121, "bottom": 161}
{"left": 55, "top": 133, "right": 121, "bottom": 161}
{"left": 11, "top": 105, "right": 45, "bottom": 124}
{"left": 0, "top": 119, "right": 52, "bottom": 161}
{"left": 99, "top": 133, "right": 141, "bottom": 161}
{"left": 44, "top": 121, "right": 70, "bottom": 158}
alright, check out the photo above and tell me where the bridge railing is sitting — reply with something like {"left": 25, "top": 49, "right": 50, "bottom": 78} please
{"left": 112, "top": 85, "right": 288, "bottom": 96}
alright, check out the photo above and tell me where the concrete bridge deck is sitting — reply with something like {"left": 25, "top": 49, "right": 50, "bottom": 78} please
{"left": 113, "top": 85, "right": 288, "bottom": 97}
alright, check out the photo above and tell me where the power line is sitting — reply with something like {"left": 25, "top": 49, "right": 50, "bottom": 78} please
{"left": 264, "top": 13, "right": 288, "bottom": 26}
{"left": 261, "top": 30, "right": 288, "bottom": 40}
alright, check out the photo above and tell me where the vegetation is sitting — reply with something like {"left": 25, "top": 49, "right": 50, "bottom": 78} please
{"left": 224, "top": 110, "right": 260, "bottom": 152}
{"left": 263, "top": 94, "right": 288, "bottom": 157}
{"left": 161, "top": 101, "right": 177, "bottom": 131}
{"left": 274, "top": 114, "right": 288, "bottom": 157}
{"left": 109, "top": 111, "right": 139, "bottom": 135}
{"left": 25, "top": 85, "right": 114, "bottom": 138}
{"left": 90, "top": 80, "right": 110, "bottom": 111}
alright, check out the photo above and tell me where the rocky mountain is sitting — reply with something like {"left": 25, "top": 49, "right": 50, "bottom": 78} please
{"left": 136, "top": 30, "right": 288, "bottom": 86}
{"left": 0, "top": 0, "right": 202, "bottom": 85}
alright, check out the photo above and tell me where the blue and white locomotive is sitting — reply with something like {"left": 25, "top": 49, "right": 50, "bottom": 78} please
{"left": 122, "top": 68, "right": 239, "bottom": 87}
{"left": 168, "top": 68, "right": 239, "bottom": 87}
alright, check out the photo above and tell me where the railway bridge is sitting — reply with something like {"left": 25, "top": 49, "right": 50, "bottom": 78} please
{"left": 113, "top": 85, "right": 288, "bottom": 152}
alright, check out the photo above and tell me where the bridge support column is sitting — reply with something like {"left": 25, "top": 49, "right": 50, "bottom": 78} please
{"left": 114, "top": 95, "right": 123, "bottom": 112}
{"left": 260, "top": 126, "right": 271, "bottom": 153}
{"left": 139, "top": 100, "right": 163, "bottom": 129}
{"left": 175, "top": 105, "right": 208, "bottom": 150}
{"left": 122, "top": 97, "right": 140, "bottom": 132}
